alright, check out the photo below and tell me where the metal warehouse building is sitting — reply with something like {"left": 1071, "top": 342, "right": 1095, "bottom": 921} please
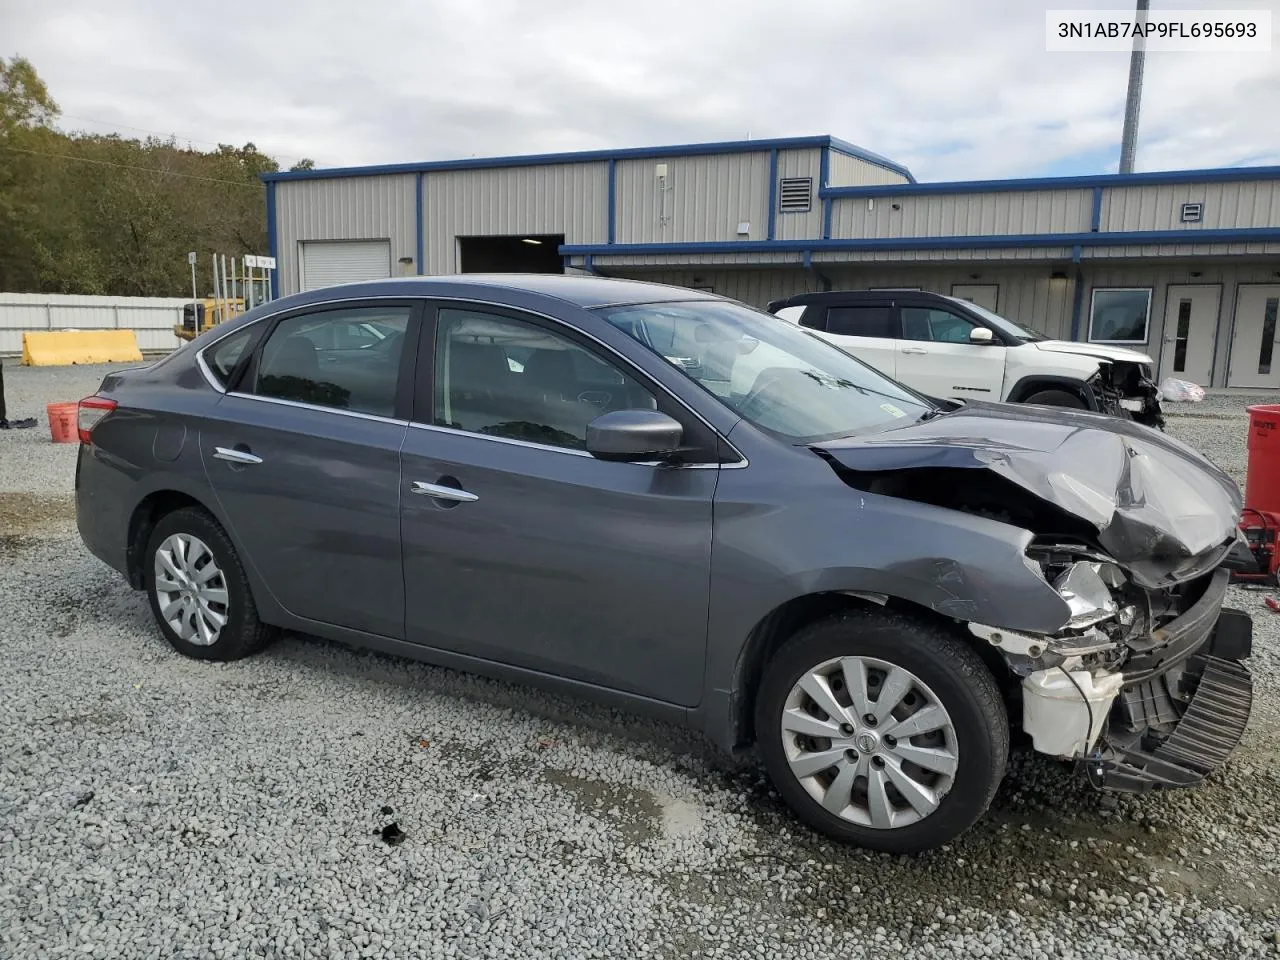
{"left": 262, "top": 135, "right": 1280, "bottom": 389}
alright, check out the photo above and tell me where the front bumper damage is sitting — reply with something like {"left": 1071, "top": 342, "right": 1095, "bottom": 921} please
{"left": 971, "top": 566, "right": 1254, "bottom": 791}
{"left": 1089, "top": 364, "right": 1165, "bottom": 429}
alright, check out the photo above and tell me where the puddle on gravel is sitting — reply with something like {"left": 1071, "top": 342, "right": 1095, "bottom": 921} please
{"left": 0, "top": 492, "right": 74, "bottom": 542}
{"left": 541, "top": 768, "right": 661, "bottom": 844}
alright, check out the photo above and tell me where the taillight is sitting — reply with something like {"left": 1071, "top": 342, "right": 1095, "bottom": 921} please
{"left": 77, "top": 396, "right": 117, "bottom": 444}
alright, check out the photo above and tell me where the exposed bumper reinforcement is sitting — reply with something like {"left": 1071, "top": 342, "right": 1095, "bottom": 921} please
{"left": 1095, "top": 654, "right": 1253, "bottom": 791}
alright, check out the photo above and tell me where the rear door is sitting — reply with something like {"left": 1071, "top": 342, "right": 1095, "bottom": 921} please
{"left": 200, "top": 300, "right": 420, "bottom": 638}
{"left": 398, "top": 301, "right": 719, "bottom": 706}
{"left": 803, "top": 300, "right": 899, "bottom": 378}
{"left": 895, "top": 301, "right": 1006, "bottom": 401}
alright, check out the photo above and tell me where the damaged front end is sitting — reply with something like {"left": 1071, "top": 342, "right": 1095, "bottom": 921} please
{"left": 1091, "top": 361, "right": 1165, "bottom": 430}
{"left": 969, "top": 547, "right": 1253, "bottom": 791}
{"left": 815, "top": 401, "right": 1253, "bottom": 792}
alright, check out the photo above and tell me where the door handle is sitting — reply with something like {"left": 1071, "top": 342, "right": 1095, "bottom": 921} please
{"left": 901, "top": 346, "right": 928, "bottom": 355}
{"left": 213, "top": 446, "right": 263, "bottom": 465}
{"left": 411, "top": 480, "right": 478, "bottom": 503}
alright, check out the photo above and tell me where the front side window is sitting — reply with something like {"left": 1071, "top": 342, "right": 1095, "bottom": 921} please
{"left": 826, "top": 306, "right": 896, "bottom": 338}
{"left": 599, "top": 300, "right": 932, "bottom": 443}
{"left": 252, "top": 306, "right": 411, "bottom": 417}
{"left": 204, "top": 327, "right": 254, "bottom": 387}
{"left": 901, "top": 307, "right": 976, "bottom": 344}
{"left": 433, "top": 308, "right": 658, "bottom": 451}
{"left": 1089, "top": 288, "right": 1152, "bottom": 344}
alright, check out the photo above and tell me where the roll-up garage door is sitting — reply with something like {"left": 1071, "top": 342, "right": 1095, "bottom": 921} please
{"left": 299, "top": 240, "right": 392, "bottom": 292}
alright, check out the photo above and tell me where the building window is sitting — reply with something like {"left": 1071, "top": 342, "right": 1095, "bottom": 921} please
{"left": 1088, "top": 288, "right": 1152, "bottom": 344}
{"left": 1259, "top": 297, "right": 1279, "bottom": 375}
{"left": 1180, "top": 202, "right": 1204, "bottom": 223}
{"left": 1173, "top": 299, "right": 1192, "bottom": 372}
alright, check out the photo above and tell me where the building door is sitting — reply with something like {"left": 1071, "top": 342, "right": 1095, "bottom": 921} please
{"left": 1159, "top": 285, "right": 1220, "bottom": 385}
{"left": 1228, "top": 285, "right": 1280, "bottom": 389}
{"left": 299, "top": 240, "right": 392, "bottom": 292}
{"left": 951, "top": 284, "right": 999, "bottom": 313}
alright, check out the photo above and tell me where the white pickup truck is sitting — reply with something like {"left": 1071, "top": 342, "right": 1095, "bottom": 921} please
{"left": 767, "top": 290, "right": 1164, "bottom": 428}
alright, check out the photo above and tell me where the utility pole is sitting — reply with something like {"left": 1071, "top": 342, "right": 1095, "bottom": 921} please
{"left": 1118, "top": 0, "right": 1150, "bottom": 174}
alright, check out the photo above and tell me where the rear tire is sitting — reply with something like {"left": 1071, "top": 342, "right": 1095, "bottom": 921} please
{"left": 145, "top": 507, "right": 274, "bottom": 661}
{"left": 1023, "top": 389, "right": 1086, "bottom": 409}
{"left": 755, "top": 610, "right": 1008, "bottom": 854}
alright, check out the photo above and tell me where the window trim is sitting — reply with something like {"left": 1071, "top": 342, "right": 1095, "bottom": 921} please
{"left": 1088, "top": 286, "right": 1153, "bottom": 345}
{"left": 414, "top": 297, "right": 743, "bottom": 466}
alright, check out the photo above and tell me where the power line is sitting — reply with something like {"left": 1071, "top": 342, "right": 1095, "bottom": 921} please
{"left": 57, "top": 113, "right": 310, "bottom": 166}
{"left": 0, "top": 144, "right": 265, "bottom": 188}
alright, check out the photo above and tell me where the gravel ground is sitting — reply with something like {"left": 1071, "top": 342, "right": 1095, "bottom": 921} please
{"left": 2, "top": 361, "right": 1279, "bottom": 960}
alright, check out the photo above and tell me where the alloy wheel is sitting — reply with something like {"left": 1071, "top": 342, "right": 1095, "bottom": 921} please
{"left": 153, "top": 533, "right": 230, "bottom": 647}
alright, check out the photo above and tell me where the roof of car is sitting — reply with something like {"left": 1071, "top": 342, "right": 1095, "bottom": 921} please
{"left": 291, "top": 274, "right": 725, "bottom": 309}
{"left": 770, "top": 289, "right": 949, "bottom": 309}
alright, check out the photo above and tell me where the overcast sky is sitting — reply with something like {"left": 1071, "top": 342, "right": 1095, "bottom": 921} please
{"left": 3, "top": 0, "right": 1278, "bottom": 181}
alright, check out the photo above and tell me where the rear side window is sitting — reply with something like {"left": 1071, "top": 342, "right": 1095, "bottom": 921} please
{"left": 203, "top": 328, "right": 254, "bottom": 387}
{"left": 826, "top": 306, "right": 896, "bottom": 338}
{"left": 251, "top": 307, "right": 411, "bottom": 417}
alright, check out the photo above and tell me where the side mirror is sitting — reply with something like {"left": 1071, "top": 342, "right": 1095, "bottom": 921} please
{"left": 586, "top": 410, "right": 683, "bottom": 462}
{"left": 969, "top": 327, "right": 995, "bottom": 344}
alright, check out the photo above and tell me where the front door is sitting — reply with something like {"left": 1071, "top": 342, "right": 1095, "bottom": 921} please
{"left": 201, "top": 302, "right": 417, "bottom": 638}
{"left": 400, "top": 304, "right": 717, "bottom": 706}
{"left": 1160, "top": 284, "right": 1220, "bottom": 385}
{"left": 1228, "top": 285, "right": 1280, "bottom": 389}
{"left": 895, "top": 303, "right": 1007, "bottom": 401}
{"left": 951, "top": 284, "right": 1000, "bottom": 313}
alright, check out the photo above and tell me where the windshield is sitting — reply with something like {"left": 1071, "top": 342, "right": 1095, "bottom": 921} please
{"left": 598, "top": 299, "right": 934, "bottom": 443}
{"left": 945, "top": 296, "right": 1049, "bottom": 341}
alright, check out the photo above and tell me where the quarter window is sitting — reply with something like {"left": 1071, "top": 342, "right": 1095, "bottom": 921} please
{"left": 900, "top": 307, "right": 976, "bottom": 344}
{"left": 251, "top": 307, "right": 411, "bottom": 417}
{"left": 825, "top": 306, "right": 896, "bottom": 338}
{"left": 433, "top": 308, "right": 658, "bottom": 451}
{"left": 203, "top": 327, "right": 254, "bottom": 387}
{"left": 1089, "top": 288, "right": 1152, "bottom": 344}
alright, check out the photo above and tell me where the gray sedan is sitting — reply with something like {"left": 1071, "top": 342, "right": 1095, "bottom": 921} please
{"left": 75, "top": 275, "right": 1253, "bottom": 853}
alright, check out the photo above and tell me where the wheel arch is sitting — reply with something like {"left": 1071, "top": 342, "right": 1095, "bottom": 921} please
{"left": 728, "top": 591, "right": 1014, "bottom": 752}
{"left": 1005, "top": 374, "right": 1099, "bottom": 410}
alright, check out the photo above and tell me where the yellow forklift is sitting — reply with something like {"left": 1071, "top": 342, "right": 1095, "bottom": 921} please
{"left": 174, "top": 253, "right": 273, "bottom": 342}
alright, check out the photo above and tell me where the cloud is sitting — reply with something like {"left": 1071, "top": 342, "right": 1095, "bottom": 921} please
{"left": 3, "top": 0, "right": 1278, "bottom": 180}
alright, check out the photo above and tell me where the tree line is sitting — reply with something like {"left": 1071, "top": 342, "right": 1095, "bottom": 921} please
{"left": 0, "top": 57, "right": 311, "bottom": 298}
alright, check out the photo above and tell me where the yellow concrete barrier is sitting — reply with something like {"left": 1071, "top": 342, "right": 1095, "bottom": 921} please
{"left": 21, "top": 330, "right": 144, "bottom": 366}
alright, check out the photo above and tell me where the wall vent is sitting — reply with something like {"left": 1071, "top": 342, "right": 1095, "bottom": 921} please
{"left": 778, "top": 177, "right": 813, "bottom": 213}
{"left": 1180, "top": 202, "right": 1204, "bottom": 223}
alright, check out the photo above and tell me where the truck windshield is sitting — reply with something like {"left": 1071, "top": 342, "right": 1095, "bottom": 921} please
{"left": 946, "top": 296, "right": 1050, "bottom": 342}
{"left": 598, "top": 300, "right": 934, "bottom": 443}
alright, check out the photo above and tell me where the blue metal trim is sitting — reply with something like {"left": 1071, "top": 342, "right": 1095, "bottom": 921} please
{"left": 560, "top": 226, "right": 1280, "bottom": 256}
{"left": 819, "top": 149, "right": 831, "bottom": 240}
{"left": 258, "top": 135, "right": 904, "bottom": 182}
{"left": 1072, "top": 245, "right": 1082, "bottom": 263}
{"left": 1070, "top": 270, "right": 1086, "bottom": 341}
{"left": 802, "top": 249, "right": 812, "bottom": 269}
{"left": 415, "top": 172, "right": 424, "bottom": 274}
{"left": 819, "top": 165, "right": 1280, "bottom": 199}
{"left": 584, "top": 254, "right": 594, "bottom": 274}
{"left": 767, "top": 148, "right": 779, "bottom": 240}
{"left": 265, "top": 181, "right": 278, "bottom": 299}
{"left": 607, "top": 158, "right": 616, "bottom": 245}
{"left": 1090, "top": 186, "right": 1102, "bottom": 232}
{"left": 826, "top": 136, "right": 917, "bottom": 183}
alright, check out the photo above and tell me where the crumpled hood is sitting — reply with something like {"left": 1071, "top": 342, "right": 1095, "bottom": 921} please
{"left": 814, "top": 402, "right": 1240, "bottom": 583}
{"left": 1033, "top": 340, "right": 1154, "bottom": 365}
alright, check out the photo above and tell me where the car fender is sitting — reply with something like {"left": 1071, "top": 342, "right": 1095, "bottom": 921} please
{"left": 1003, "top": 346, "right": 1101, "bottom": 402}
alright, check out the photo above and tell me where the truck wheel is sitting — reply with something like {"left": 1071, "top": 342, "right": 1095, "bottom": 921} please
{"left": 145, "top": 507, "right": 275, "bottom": 661}
{"left": 755, "top": 610, "right": 1008, "bottom": 854}
{"left": 1023, "top": 389, "right": 1085, "bottom": 408}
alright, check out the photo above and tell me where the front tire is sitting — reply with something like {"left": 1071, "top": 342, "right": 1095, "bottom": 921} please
{"left": 145, "top": 507, "right": 274, "bottom": 661}
{"left": 755, "top": 610, "right": 1008, "bottom": 854}
{"left": 1023, "top": 388, "right": 1086, "bottom": 409}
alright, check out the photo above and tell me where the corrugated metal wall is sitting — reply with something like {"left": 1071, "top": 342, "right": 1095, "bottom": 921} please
{"left": 827, "top": 151, "right": 911, "bottom": 187}
{"left": 1100, "top": 181, "right": 1280, "bottom": 232}
{"left": 275, "top": 175, "right": 416, "bottom": 295}
{"left": 613, "top": 152, "right": 771, "bottom": 244}
{"left": 774, "top": 149, "right": 823, "bottom": 241}
{"left": 830, "top": 189, "right": 1092, "bottom": 238}
{"left": 423, "top": 163, "right": 607, "bottom": 274}
{"left": 0, "top": 293, "right": 188, "bottom": 354}
{"left": 604, "top": 268, "right": 817, "bottom": 308}
{"left": 810, "top": 246, "right": 1077, "bottom": 262}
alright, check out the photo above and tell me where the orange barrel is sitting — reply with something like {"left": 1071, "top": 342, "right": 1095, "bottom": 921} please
{"left": 47, "top": 402, "right": 79, "bottom": 443}
{"left": 1245, "top": 404, "right": 1280, "bottom": 512}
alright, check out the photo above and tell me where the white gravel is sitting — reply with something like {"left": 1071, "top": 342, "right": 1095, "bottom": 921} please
{"left": 2, "top": 361, "right": 1279, "bottom": 959}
